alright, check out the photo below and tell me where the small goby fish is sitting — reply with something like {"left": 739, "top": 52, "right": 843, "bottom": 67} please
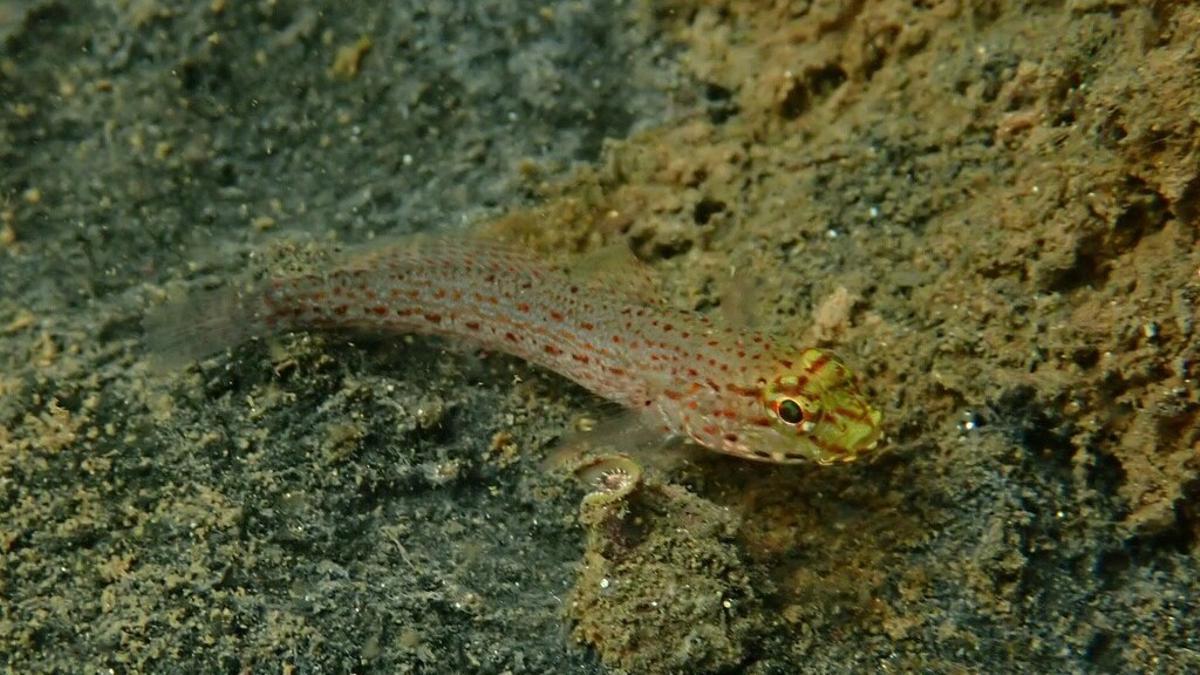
{"left": 146, "top": 238, "right": 883, "bottom": 464}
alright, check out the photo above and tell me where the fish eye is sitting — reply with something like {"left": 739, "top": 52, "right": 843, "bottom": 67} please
{"left": 777, "top": 398, "right": 805, "bottom": 425}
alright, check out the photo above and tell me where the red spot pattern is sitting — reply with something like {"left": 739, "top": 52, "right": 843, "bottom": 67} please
{"left": 257, "top": 239, "right": 815, "bottom": 457}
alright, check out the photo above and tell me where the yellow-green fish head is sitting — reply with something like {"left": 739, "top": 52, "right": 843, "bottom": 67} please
{"left": 756, "top": 348, "right": 883, "bottom": 465}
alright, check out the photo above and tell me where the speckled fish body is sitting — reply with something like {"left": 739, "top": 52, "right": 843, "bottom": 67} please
{"left": 153, "top": 239, "right": 882, "bottom": 464}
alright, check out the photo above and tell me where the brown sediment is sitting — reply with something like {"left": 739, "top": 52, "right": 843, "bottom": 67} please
{"left": 492, "top": 1, "right": 1200, "bottom": 670}
{"left": 569, "top": 479, "right": 761, "bottom": 674}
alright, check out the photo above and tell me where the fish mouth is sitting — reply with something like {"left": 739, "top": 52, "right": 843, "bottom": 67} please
{"left": 812, "top": 405, "right": 883, "bottom": 464}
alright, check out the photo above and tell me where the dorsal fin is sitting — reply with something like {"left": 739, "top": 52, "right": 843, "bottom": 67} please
{"left": 564, "top": 242, "right": 663, "bottom": 305}
{"left": 715, "top": 262, "right": 764, "bottom": 332}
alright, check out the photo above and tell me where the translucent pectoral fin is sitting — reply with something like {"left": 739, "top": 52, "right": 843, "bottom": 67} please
{"left": 543, "top": 407, "right": 664, "bottom": 472}
{"left": 543, "top": 406, "right": 700, "bottom": 485}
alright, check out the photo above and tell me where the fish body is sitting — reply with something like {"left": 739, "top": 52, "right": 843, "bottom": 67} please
{"left": 149, "top": 239, "right": 882, "bottom": 464}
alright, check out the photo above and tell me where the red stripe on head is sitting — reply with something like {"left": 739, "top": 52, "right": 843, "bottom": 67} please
{"left": 806, "top": 353, "right": 831, "bottom": 375}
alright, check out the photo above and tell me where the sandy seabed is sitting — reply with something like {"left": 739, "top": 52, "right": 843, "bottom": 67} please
{"left": 2, "top": 1, "right": 1198, "bottom": 673}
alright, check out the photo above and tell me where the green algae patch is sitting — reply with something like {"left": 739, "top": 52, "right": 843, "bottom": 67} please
{"left": 568, "top": 478, "right": 764, "bottom": 673}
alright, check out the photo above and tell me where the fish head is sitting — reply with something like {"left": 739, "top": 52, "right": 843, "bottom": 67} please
{"left": 751, "top": 348, "right": 883, "bottom": 464}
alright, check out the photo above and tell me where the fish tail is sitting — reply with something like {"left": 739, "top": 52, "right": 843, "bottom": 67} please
{"left": 143, "top": 284, "right": 273, "bottom": 371}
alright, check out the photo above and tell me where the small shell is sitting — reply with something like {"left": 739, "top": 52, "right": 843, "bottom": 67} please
{"left": 574, "top": 454, "right": 643, "bottom": 507}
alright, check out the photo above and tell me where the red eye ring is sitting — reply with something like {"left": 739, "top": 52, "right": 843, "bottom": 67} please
{"left": 777, "top": 399, "right": 804, "bottom": 424}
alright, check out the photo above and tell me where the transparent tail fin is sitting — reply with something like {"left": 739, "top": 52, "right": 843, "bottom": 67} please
{"left": 143, "top": 285, "right": 270, "bottom": 372}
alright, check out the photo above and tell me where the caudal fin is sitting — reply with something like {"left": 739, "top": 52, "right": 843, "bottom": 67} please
{"left": 143, "top": 285, "right": 271, "bottom": 371}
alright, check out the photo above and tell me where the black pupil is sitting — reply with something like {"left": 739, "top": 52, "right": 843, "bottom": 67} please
{"left": 778, "top": 399, "right": 804, "bottom": 424}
